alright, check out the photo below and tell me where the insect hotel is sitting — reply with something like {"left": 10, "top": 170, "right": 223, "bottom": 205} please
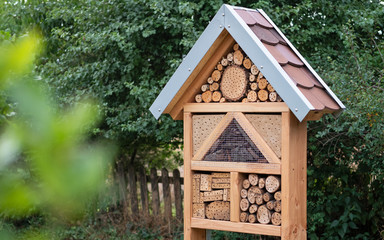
{"left": 150, "top": 4, "right": 344, "bottom": 240}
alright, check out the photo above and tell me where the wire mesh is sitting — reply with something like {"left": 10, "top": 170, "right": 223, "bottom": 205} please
{"left": 203, "top": 119, "right": 268, "bottom": 163}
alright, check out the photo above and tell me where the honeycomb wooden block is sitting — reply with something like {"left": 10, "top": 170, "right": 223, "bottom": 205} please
{"left": 212, "top": 183, "right": 231, "bottom": 189}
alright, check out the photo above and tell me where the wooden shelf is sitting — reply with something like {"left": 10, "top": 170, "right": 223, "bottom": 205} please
{"left": 191, "top": 218, "right": 281, "bottom": 236}
{"left": 184, "top": 102, "right": 289, "bottom": 113}
{"left": 191, "top": 161, "right": 281, "bottom": 175}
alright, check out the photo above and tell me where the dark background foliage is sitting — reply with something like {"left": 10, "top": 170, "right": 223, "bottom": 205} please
{"left": 1, "top": 0, "right": 383, "bottom": 239}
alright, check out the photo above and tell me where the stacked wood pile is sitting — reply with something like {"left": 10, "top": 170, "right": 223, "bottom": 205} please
{"left": 192, "top": 172, "right": 230, "bottom": 221}
{"left": 195, "top": 43, "right": 283, "bottom": 103}
{"left": 239, "top": 173, "right": 281, "bottom": 226}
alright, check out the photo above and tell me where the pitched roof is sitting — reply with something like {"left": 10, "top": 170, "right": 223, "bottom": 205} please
{"left": 149, "top": 4, "right": 345, "bottom": 122}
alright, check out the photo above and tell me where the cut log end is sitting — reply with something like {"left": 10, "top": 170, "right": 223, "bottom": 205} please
{"left": 247, "top": 90, "right": 257, "bottom": 102}
{"left": 251, "top": 65, "right": 259, "bottom": 75}
{"left": 265, "top": 175, "right": 281, "bottom": 193}
{"left": 212, "top": 91, "right": 222, "bottom": 102}
{"left": 243, "top": 58, "right": 252, "bottom": 69}
{"left": 221, "top": 65, "right": 247, "bottom": 101}
{"left": 202, "top": 91, "right": 212, "bottom": 103}
{"left": 248, "top": 174, "right": 259, "bottom": 186}
{"left": 269, "top": 91, "right": 277, "bottom": 102}
{"left": 257, "top": 205, "right": 271, "bottom": 224}
{"left": 240, "top": 198, "right": 250, "bottom": 212}
{"left": 242, "top": 179, "right": 251, "bottom": 189}
{"left": 240, "top": 211, "right": 248, "bottom": 222}
{"left": 233, "top": 50, "right": 244, "bottom": 65}
{"left": 195, "top": 94, "right": 202, "bottom": 103}
{"left": 271, "top": 212, "right": 281, "bottom": 226}
{"left": 258, "top": 89, "right": 269, "bottom": 102}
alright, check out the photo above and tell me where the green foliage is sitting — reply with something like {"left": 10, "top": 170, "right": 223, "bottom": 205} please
{"left": 0, "top": 33, "right": 114, "bottom": 239}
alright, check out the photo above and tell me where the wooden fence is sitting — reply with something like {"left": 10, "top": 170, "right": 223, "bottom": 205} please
{"left": 122, "top": 167, "right": 184, "bottom": 223}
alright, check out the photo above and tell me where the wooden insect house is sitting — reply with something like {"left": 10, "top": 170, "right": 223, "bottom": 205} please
{"left": 150, "top": 5, "right": 344, "bottom": 240}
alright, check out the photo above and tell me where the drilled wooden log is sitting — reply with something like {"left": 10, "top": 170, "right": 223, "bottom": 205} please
{"left": 210, "top": 82, "right": 220, "bottom": 92}
{"left": 258, "top": 177, "right": 265, "bottom": 189}
{"left": 247, "top": 90, "right": 257, "bottom": 102}
{"left": 274, "top": 191, "right": 281, "bottom": 201}
{"left": 203, "top": 190, "right": 224, "bottom": 202}
{"left": 258, "top": 78, "right": 268, "bottom": 90}
{"left": 241, "top": 98, "right": 248, "bottom": 103}
{"left": 240, "top": 211, "right": 249, "bottom": 222}
{"left": 195, "top": 94, "right": 202, "bottom": 103}
{"left": 241, "top": 189, "right": 248, "bottom": 199}
{"left": 201, "top": 84, "right": 209, "bottom": 92}
{"left": 248, "top": 194, "right": 256, "bottom": 204}
{"left": 233, "top": 43, "right": 239, "bottom": 51}
{"left": 257, "top": 205, "right": 271, "bottom": 224}
{"left": 265, "top": 175, "right": 281, "bottom": 193}
{"left": 269, "top": 91, "right": 277, "bottom": 102}
{"left": 257, "top": 72, "right": 264, "bottom": 82}
{"left": 251, "top": 65, "right": 259, "bottom": 75}
{"left": 221, "top": 65, "right": 247, "bottom": 101}
{"left": 267, "top": 83, "right": 275, "bottom": 92}
{"left": 207, "top": 77, "right": 214, "bottom": 84}
{"left": 242, "top": 179, "right": 251, "bottom": 189}
{"left": 248, "top": 214, "right": 257, "bottom": 223}
{"left": 202, "top": 91, "right": 212, "bottom": 103}
{"left": 258, "top": 89, "right": 269, "bottom": 102}
{"left": 248, "top": 186, "right": 265, "bottom": 197}
{"left": 227, "top": 52, "right": 233, "bottom": 62}
{"left": 217, "top": 63, "right": 223, "bottom": 71}
{"left": 211, "top": 70, "right": 221, "bottom": 82}
{"left": 249, "top": 74, "right": 256, "bottom": 82}
{"left": 250, "top": 82, "right": 258, "bottom": 91}
{"left": 249, "top": 204, "right": 258, "bottom": 214}
{"left": 212, "top": 91, "right": 222, "bottom": 102}
{"left": 274, "top": 200, "right": 281, "bottom": 213}
{"left": 233, "top": 50, "right": 244, "bottom": 65}
{"left": 255, "top": 193, "right": 264, "bottom": 205}
{"left": 240, "top": 198, "right": 250, "bottom": 212}
{"left": 243, "top": 58, "right": 252, "bottom": 69}
{"left": 219, "top": 97, "right": 226, "bottom": 103}
{"left": 271, "top": 212, "right": 281, "bottom": 226}
{"left": 221, "top": 58, "right": 229, "bottom": 67}
{"left": 266, "top": 200, "right": 275, "bottom": 211}
{"left": 263, "top": 192, "right": 273, "bottom": 202}
{"left": 248, "top": 174, "right": 259, "bottom": 186}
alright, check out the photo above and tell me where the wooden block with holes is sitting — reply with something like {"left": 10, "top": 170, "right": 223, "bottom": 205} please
{"left": 211, "top": 172, "right": 230, "bottom": 178}
{"left": 192, "top": 174, "right": 201, "bottom": 203}
{"left": 206, "top": 201, "right": 230, "bottom": 220}
{"left": 203, "top": 190, "right": 224, "bottom": 202}
{"left": 200, "top": 174, "right": 212, "bottom": 191}
{"left": 192, "top": 203, "right": 205, "bottom": 218}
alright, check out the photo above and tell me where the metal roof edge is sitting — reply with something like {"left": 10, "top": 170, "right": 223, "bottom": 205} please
{"left": 258, "top": 9, "right": 346, "bottom": 111}
{"left": 224, "top": 5, "right": 312, "bottom": 121}
{"left": 149, "top": 5, "right": 226, "bottom": 119}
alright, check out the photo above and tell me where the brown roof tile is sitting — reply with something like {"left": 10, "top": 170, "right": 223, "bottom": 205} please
{"left": 235, "top": 8, "right": 341, "bottom": 113}
{"left": 275, "top": 44, "right": 303, "bottom": 67}
{"left": 263, "top": 43, "right": 288, "bottom": 65}
{"left": 299, "top": 87, "right": 325, "bottom": 110}
{"left": 235, "top": 9, "right": 257, "bottom": 25}
{"left": 283, "top": 64, "right": 315, "bottom": 88}
{"left": 248, "top": 11, "right": 273, "bottom": 28}
{"left": 269, "top": 29, "right": 287, "bottom": 45}
{"left": 251, "top": 25, "right": 279, "bottom": 45}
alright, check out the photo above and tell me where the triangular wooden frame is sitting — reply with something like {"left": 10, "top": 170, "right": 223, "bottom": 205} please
{"left": 192, "top": 112, "right": 280, "bottom": 164}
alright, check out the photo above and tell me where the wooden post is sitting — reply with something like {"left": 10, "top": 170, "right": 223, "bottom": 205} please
{"left": 281, "top": 111, "right": 307, "bottom": 239}
{"left": 139, "top": 167, "right": 149, "bottom": 215}
{"left": 127, "top": 165, "right": 138, "bottom": 216}
{"left": 162, "top": 168, "right": 172, "bottom": 222}
{"left": 173, "top": 169, "right": 183, "bottom": 221}
{"left": 184, "top": 112, "right": 205, "bottom": 240}
{"left": 150, "top": 168, "right": 160, "bottom": 215}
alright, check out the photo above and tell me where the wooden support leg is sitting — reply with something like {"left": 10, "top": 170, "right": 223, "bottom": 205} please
{"left": 184, "top": 112, "right": 206, "bottom": 240}
{"left": 281, "top": 111, "right": 307, "bottom": 239}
